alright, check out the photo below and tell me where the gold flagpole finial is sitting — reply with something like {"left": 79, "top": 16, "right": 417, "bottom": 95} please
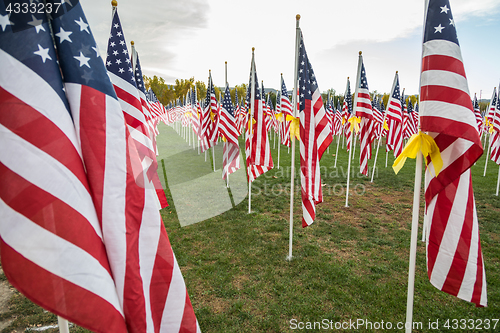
{"left": 131, "top": 41, "right": 134, "bottom": 46}
{"left": 111, "top": 0, "right": 117, "bottom": 7}
{"left": 359, "top": 51, "right": 362, "bottom": 55}
{"left": 296, "top": 14, "right": 301, "bottom": 20}
{"left": 252, "top": 47, "right": 255, "bottom": 52}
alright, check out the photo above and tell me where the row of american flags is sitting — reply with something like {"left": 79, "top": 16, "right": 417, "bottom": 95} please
{"left": 0, "top": 0, "right": 495, "bottom": 331}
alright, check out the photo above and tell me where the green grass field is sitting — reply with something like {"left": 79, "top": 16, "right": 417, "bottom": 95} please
{"left": 1, "top": 123, "right": 499, "bottom": 333}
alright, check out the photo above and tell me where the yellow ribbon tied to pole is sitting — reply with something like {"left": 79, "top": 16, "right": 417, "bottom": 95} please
{"left": 348, "top": 116, "right": 361, "bottom": 134}
{"left": 210, "top": 111, "right": 216, "bottom": 122}
{"left": 392, "top": 131, "right": 443, "bottom": 176}
{"left": 248, "top": 116, "right": 256, "bottom": 131}
{"left": 275, "top": 113, "right": 284, "bottom": 123}
{"left": 383, "top": 119, "right": 389, "bottom": 131}
{"left": 286, "top": 115, "right": 300, "bottom": 141}
{"left": 185, "top": 112, "right": 192, "bottom": 118}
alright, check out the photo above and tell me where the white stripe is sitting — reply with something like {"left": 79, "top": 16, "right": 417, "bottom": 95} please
{"left": 0, "top": 199, "right": 123, "bottom": 315}
{"left": 0, "top": 124, "right": 102, "bottom": 239}
{"left": 420, "top": 101, "right": 476, "bottom": 132}
{"left": 128, "top": 125, "right": 155, "bottom": 152}
{"left": 102, "top": 94, "right": 129, "bottom": 309}
{"left": 160, "top": 253, "right": 186, "bottom": 332}
{"left": 420, "top": 70, "right": 469, "bottom": 95}
{"left": 0, "top": 48, "right": 81, "bottom": 155}
{"left": 457, "top": 186, "right": 479, "bottom": 302}
{"left": 422, "top": 39, "right": 463, "bottom": 61}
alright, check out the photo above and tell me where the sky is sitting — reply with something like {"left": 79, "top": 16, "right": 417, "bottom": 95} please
{"left": 84, "top": 0, "right": 500, "bottom": 99}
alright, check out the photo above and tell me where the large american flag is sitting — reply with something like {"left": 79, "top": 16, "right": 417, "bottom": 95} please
{"left": 245, "top": 55, "right": 273, "bottom": 182}
{"left": 297, "top": 31, "right": 333, "bottom": 227}
{"left": 354, "top": 59, "right": 374, "bottom": 176}
{"left": 220, "top": 84, "right": 241, "bottom": 179}
{"left": 105, "top": 4, "right": 201, "bottom": 330}
{"left": 1, "top": 1, "right": 201, "bottom": 332}
{"left": 385, "top": 72, "right": 403, "bottom": 157}
{"left": 421, "top": 0, "right": 486, "bottom": 307}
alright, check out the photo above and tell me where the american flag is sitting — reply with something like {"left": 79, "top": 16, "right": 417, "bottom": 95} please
{"left": 472, "top": 93, "right": 483, "bottom": 136}
{"left": 333, "top": 100, "right": 343, "bottom": 136}
{"left": 385, "top": 72, "right": 403, "bottom": 157}
{"left": 490, "top": 87, "right": 500, "bottom": 164}
{"left": 405, "top": 98, "right": 418, "bottom": 138}
{"left": 325, "top": 95, "right": 335, "bottom": 137}
{"left": 220, "top": 84, "right": 241, "bottom": 179}
{"left": 245, "top": 54, "right": 273, "bottom": 182}
{"left": 412, "top": 99, "right": 420, "bottom": 131}
{"left": 297, "top": 31, "right": 333, "bottom": 227}
{"left": 106, "top": 4, "right": 201, "bottom": 330}
{"left": 421, "top": 0, "right": 486, "bottom": 307}
{"left": 200, "top": 72, "right": 216, "bottom": 152}
{"left": 279, "top": 75, "right": 293, "bottom": 147}
{"left": 485, "top": 88, "right": 496, "bottom": 125}
{"left": 342, "top": 78, "right": 353, "bottom": 151}
{"left": 372, "top": 97, "right": 384, "bottom": 140}
{"left": 1, "top": 1, "right": 200, "bottom": 332}
{"left": 354, "top": 59, "right": 374, "bottom": 176}
{"left": 0, "top": 3, "right": 127, "bottom": 331}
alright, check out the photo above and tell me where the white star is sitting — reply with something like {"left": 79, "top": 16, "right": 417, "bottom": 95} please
{"left": 114, "top": 23, "right": 119, "bottom": 29}
{"left": 434, "top": 24, "right": 445, "bottom": 33}
{"left": 106, "top": 61, "right": 112, "bottom": 66}
{"left": 28, "top": 15, "right": 45, "bottom": 33}
{"left": 117, "top": 31, "right": 122, "bottom": 37}
{"left": 110, "top": 41, "right": 116, "bottom": 47}
{"left": 122, "top": 49, "right": 128, "bottom": 54}
{"left": 440, "top": 5, "right": 449, "bottom": 14}
{"left": 116, "top": 59, "right": 122, "bottom": 64}
{"left": 74, "top": 52, "right": 91, "bottom": 68}
{"left": 55, "top": 27, "right": 73, "bottom": 43}
{"left": 0, "top": 13, "right": 14, "bottom": 32}
{"left": 34, "top": 44, "right": 52, "bottom": 63}
{"left": 74, "top": 17, "right": 89, "bottom": 33}
{"left": 125, "top": 58, "right": 131, "bottom": 63}
{"left": 112, "top": 50, "right": 118, "bottom": 56}
{"left": 449, "top": 18, "right": 455, "bottom": 26}
{"left": 119, "top": 68, "right": 124, "bottom": 73}
{"left": 119, "top": 40, "right": 125, "bottom": 46}
{"left": 128, "top": 67, "right": 133, "bottom": 72}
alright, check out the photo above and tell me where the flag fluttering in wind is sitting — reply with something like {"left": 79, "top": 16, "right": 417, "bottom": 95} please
{"left": 489, "top": 85, "right": 500, "bottom": 165}
{"left": 246, "top": 53, "right": 273, "bottom": 182}
{"left": 421, "top": 0, "right": 486, "bottom": 307}
{"left": 354, "top": 54, "right": 374, "bottom": 176}
{"left": 200, "top": 72, "right": 217, "bottom": 152}
{"left": 279, "top": 75, "right": 293, "bottom": 147}
{"left": 297, "top": 31, "right": 333, "bottom": 227}
{"left": 385, "top": 72, "right": 403, "bottom": 157}
{"left": 342, "top": 78, "right": 353, "bottom": 151}
{"left": 0, "top": 1, "right": 200, "bottom": 332}
{"left": 220, "top": 84, "right": 241, "bottom": 179}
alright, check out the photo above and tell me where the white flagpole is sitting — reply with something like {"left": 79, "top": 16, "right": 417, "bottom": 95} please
{"left": 225, "top": 62, "right": 230, "bottom": 188}
{"left": 483, "top": 133, "right": 491, "bottom": 176}
{"left": 287, "top": 14, "right": 301, "bottom": 261}
{"left": 385, "top": 150, "right": 389, "bottom": 168}
{"left": 405, "top": 152, "right": 423, "bottom": 333}
{"left": 496, "top": 165, "right": 500, "bottom": 196}
{"left": 334, "top": 133, "right": 340, "bottom": 168}
{"left": 58, "top": 317, "right": 70, "bottom": 333}
{"left": 248, "top": 48, "right": 256, "bottom": 214}
{"left": 346, "top": 53, "right": 363, "bottom": 207}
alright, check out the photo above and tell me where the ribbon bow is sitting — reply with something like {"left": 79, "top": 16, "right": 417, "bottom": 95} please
{"left": 275, "top": 113, "right": 284, "bottom": 122}
{"left": 392, "top": 131, "right": 443, "bottom": 176}
{"left": 210, "top": 111, "right": 216, "bottom": 122}
{"left": 348, "top": 116, "right": 361, "bottom": 134}
{"left": 247, "top": 116, "right": 256, "bottom": 132}
{"left": 383, "top": 119, "right": 389, "bottom": 131}
{"left": 286, "top": 115, "right": 300, "bottom": 141}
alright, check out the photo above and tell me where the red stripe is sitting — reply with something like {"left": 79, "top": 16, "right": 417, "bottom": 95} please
{"left": 0, "top": 87, "right": 89, "bottom": 189}
{"left": 440, "top": 175, "right": 474, "bottom": 296}
{"left": 0, "top": 241, "right": 127, "bottom": 333}
{"left": 179, "top": 292, "right": 198, "bottom": 333}
{"left": 79, "top": 85, "right": 106, "bottom": 226}
{"left": 472, "top": 240, "right": 485, "bottom": 306}
{"left": 422, "top": 54, "right": 467, "bottom": 77}
{"left": 420, "top": 85, "right": 473, "bottom": 112}
{"left": 123, "top": 133, "right": 147, "bottom": 333}
{"left": 420, "top": 116, "right": 482, "bottom": 148}
{"left": 114, "top": 84, "right": 143, "bottom": 112}
{"left": 0, "top": 163, "right": 111, "bottom": 273}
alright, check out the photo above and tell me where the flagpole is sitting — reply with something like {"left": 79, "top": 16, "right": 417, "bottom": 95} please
{"left": 346, "top": 53, "right": 363, "bottom": 207}
{"left": 496, "top": 165, "right": 500, "bottom": 196}
{"left": 405, "top": 151, "right": 423, "bottom": 333}
{"left": 483, "top": 133, "right": 491, "bottom": 176}
{"left": 287, "top": 14, "right": 301, "bottom": 261}
{"left": 225, "top": 61, "right": 230, "bottom": 188}
{"left": 248, "top": 48, "right": 256, "bottom": 214}
{"left": 334, "top": 133, "right": 340, "bottom": 168}
{"left": 58, "top": 317, "right": 70, "bottom": 333}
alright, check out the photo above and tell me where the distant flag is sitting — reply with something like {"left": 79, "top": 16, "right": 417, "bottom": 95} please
{"left": 372, "top": 97, "right": 384, "bottom": 140}
{"left": 472, "top": 93, "right": 483, "bottom": 136}
{"left": 420, "top": 0, "right": 486, "bottom": 307}
{"left": 342, "top": 78, "right": 353, "bottom": 151}
{"left": 279, "top": 75, "right": 293, "bottom": 147}
{"left": 297, "top": 31, "right": 333, "bottom": 227}
{"left": 220, "top": 84, "right": 241, "bottom": 179}
{"left": 485, "top": 88, "right": 497, "bottom": 125}
{"left": 353, "top": 55, "right": 374, "bottom": 176}
{"left": 405, "top": 98, "right": 418, "bottom": 138}
{"left": 490, "top": 85, "right": 500, "bottom": 165}
{"left": 385, "top": 72, "right": 403, "bottom": 157}
{"left": 333, "top": 100, "right": 343, "bottom": 136}
{"left": 246, "top": 53, "right": 273, "bottom": 182}
{"left": 200, "top": 72, "right": 216, "bottom": 152}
